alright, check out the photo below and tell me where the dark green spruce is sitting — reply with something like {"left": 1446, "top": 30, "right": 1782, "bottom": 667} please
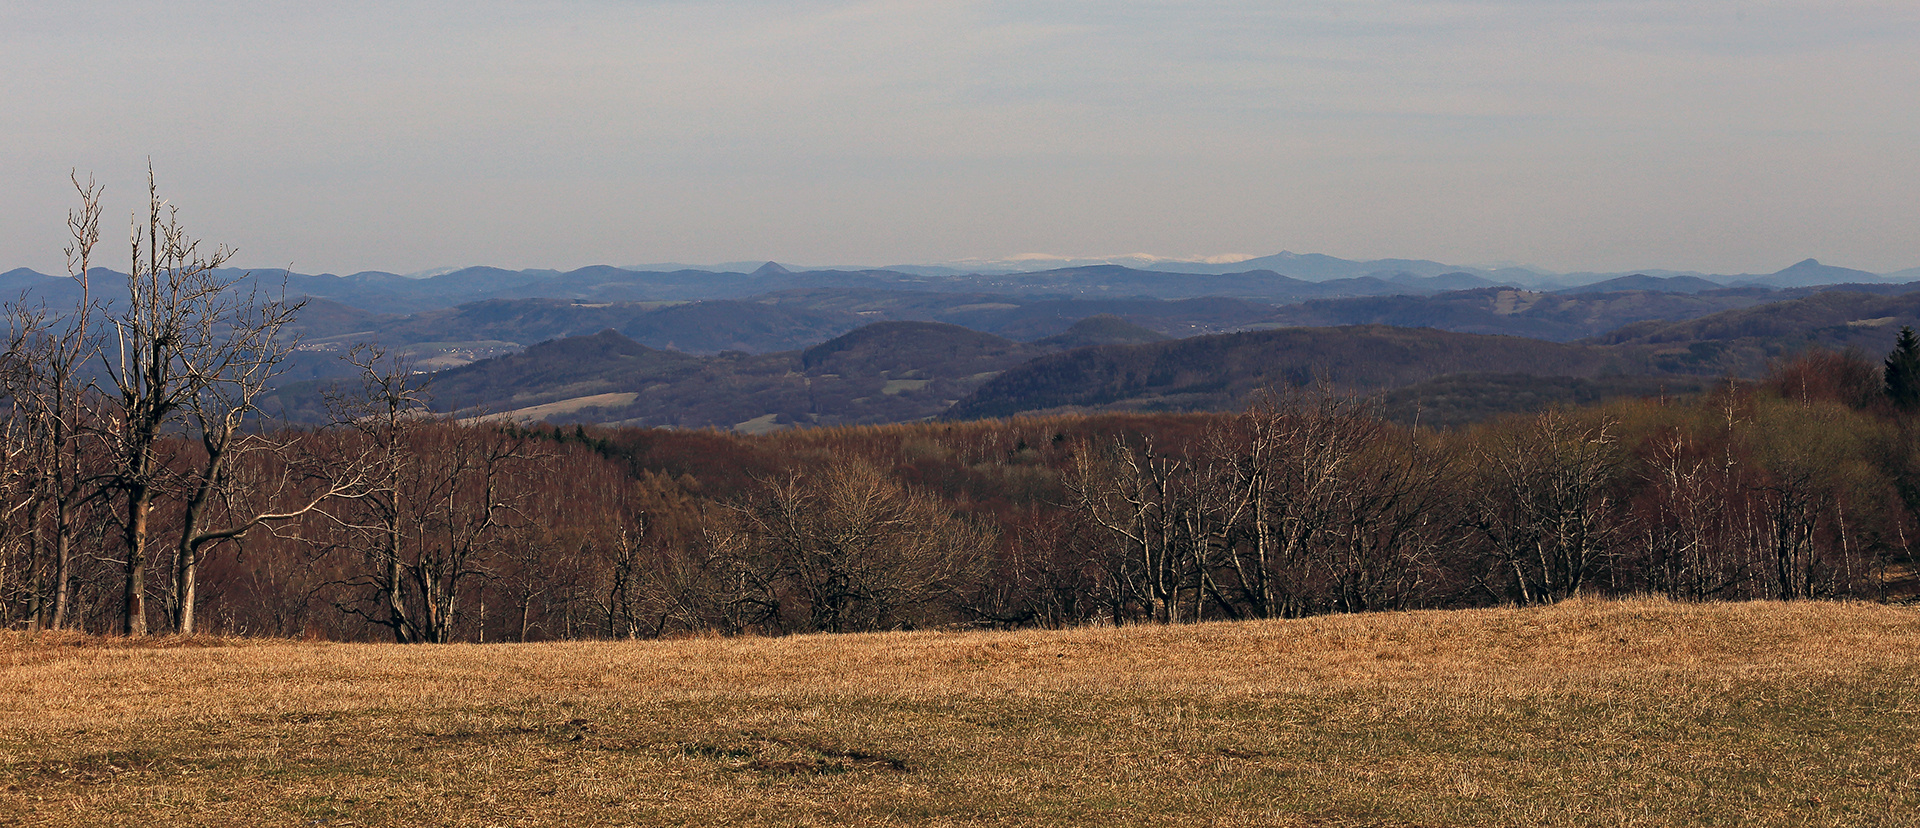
{"left": 1885, "top": 325, "right": 1920, "bottom": 410}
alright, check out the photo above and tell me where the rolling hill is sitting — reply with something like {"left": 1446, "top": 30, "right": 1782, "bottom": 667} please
{"left": 40, "top": 254, "right": 1920, "bottom": 431}
{"left": 351, "top": 298, "right": 867, "bottom": 356}
{"left": 423, "top": 322, "right": 1049, "bottom": 431}
{"left": 1555, "top": 274, "right": 1726, "bottom": 294}
{"left": 1735, "top": 258, "right": 1884, "bottom": 288}
{"left": 1031, "top": 315, "right": 1170, "bottom": 349}
{"left": 753, "top": 288, "right": 1285, "bottom": 340}
{"left": 1266, "top": 286, "right": 1783, "bottom": 342}
{"left": 1589, "top": 288, "right": 1920, "bottom": 376}
{"left": 943, "top": 324, "right": 1661, "bottom": 420}
{"left": 267, "top": 284, "right": 1920, "bottom": 430}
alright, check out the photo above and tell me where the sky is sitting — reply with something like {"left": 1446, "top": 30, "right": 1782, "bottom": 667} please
{"left": 4, "top": 1, "right": 1918, "bottom": 277}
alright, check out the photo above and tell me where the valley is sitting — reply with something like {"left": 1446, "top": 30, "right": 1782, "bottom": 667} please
{"left": 13, "top": 256, "right": 1920, "bottom": 430}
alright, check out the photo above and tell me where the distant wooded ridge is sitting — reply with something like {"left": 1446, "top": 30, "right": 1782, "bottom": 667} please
{"left": 238, "top": 279, "right": 1920, "bottom": 431}
{"left": 3, "top": 254, "right": 1913, "bottom": 314}
{"left": 15, "top": 249, "right": 1920, "bottom": 432}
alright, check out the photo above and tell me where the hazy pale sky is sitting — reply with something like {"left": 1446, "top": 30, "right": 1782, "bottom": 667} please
{"left": 4, "top": 1, "right": 1917, "bottom": 276}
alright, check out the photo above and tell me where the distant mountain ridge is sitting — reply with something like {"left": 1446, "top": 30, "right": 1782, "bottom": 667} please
{"left": 242, "top": 278, "right": 1920, "bottom": 430}
{"left": 1556, "top": 274, "right": 1726, "bottom": 295}
{"left": 18, "top": 252, "right": 1920, "bottom": 433}
{"left": 4, "top": 254, "right": 1912, "bottom": 313}
{"left": 1733, "top": 259, "right": 1883, "bottom": 288}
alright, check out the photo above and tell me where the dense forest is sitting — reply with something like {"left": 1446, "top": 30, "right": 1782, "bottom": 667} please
{"left": 5, "top": 342, "right": 1919, "bottom": 641}
{"left": 3, "top": 178, "right": 1917, "bottom": 641}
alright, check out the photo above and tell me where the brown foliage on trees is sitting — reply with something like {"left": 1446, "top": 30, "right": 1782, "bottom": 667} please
{"left": 709, "top": 461, "right": 991, "bottom": 634}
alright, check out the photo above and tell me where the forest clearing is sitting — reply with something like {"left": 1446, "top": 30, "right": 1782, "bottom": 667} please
{"left": 4, "top": 597, "right": 1917, "bottom": 826}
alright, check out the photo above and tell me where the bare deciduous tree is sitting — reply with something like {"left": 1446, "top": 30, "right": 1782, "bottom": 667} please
{"left": 722, "top": 461, "right": 989, "bottom": 633}
{"left": 98, "top": 167, "right": 313, "bottom": 635}
{"left": 1, "top": 175, "right": 110, "bottom": 631}
{"left": 323, "top": 344, "right": 429, "bottom": 640}
{"left": 1636, "top": 429, "right": 1749, "bottom": 601}
{"left": 1066, "top": 438, "right": 1194, "bottom": 623}
{"left": 324, "top": 351, "right": 546, "bottom": 643}
{"left": 1471, "top": 411, "right": 1623, "bottom": 605}
{"left": 1244, "top": 392, "right": 1364, "bottom": 618}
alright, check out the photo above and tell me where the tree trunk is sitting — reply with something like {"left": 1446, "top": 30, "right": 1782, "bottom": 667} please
{"left": 124, "top": 486, "right": 151, "bottom": 636}
{"left": 175, "top": 550, "right": 198, "bottom": 635}
{"left": 50, "top": 507, "right": 74, "bottom": 630}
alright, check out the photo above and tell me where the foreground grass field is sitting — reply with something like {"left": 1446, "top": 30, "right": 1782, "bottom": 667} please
{"left": 3, "top": 599, "right": 1918, "bottom": 827}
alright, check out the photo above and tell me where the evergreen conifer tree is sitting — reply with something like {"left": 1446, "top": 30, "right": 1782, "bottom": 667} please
{"left": 1884, "top": 326, "right": 1920, "bottom": 410}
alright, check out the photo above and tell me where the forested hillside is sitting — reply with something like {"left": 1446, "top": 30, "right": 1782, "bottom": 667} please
{"left": 1598, "top": 289, "right": 1920, "bottom": 372}
{"left": 421, "top": 321, "right": 1044, "bottom": 429}
{"left": 1269, "top": 286, "right": 1776, "bottom": 341}
{"left": 945, "top": 324, "right": 1657, "bottom": 420}
{"left": 8, "top": 343, "right": 1915, "bottom": 640}
{"left": 18, "top": 259, "right": 1918, "bottom": 394}
{"left": 7, "top": 180, "right": 1919, "bottom": 642}
{"left": 267, "top": 284, "right": 1920, "bottom": 429}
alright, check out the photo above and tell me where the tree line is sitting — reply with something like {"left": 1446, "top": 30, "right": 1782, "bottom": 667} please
{"left": 2, "top": 175, "right": 1917, "bottom": 640}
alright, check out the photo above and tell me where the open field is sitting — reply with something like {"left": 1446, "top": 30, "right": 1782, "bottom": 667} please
{"left": 462, "top": 392, "right": 644, "bottom": 426}
{"left": 3, "top": 599, "right": 1918, "bottom": 827}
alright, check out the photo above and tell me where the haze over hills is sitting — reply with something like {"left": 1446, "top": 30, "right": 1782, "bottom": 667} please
{"left": 415, "top": 284, "right": 1920, "bottom": 430}
{"left": 1556, "top": 274, "right": 1729, "bottom": 295}
{"left": 332, "top": 298, "right": 869, "bottom": 357}
{"left": 404, "top": 322, "right": 1050, "bottom": 431}
{"left": 749, "top": 289, "right": 1284, "bottom": 341}
{"left": 261, "top": 278, "right": 1913, "bottom": 382}
{"left": 1267, "top": 286, "right": 1783, "bottom": 342}
{"left": 16, "top": 249, "right": 1920, "bottom": 432}
{"left": 1590, "top": 288, "right": 1920, "bottom": 377}
{"left": 942, "top": 325, "right": 1664, "bottom": 421}
{"left": 260, "top": 278, "right": 1920, "bottom": 431}
{"left": 5, "top": 253, "right": 1914, "bottom": 312}
{"left": 266, "top": 319, "right": 1683, "bottom": 430}
{"left": 631, "top": 252, "right": 1916, "bottom": 289}
{"left": 948, "top": 285, "right": 1920, "bottom": 423}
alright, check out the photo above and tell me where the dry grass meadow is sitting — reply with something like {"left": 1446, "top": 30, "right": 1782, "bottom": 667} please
{"left": 3, "top": 598, "right": 1918, "bottom": 827}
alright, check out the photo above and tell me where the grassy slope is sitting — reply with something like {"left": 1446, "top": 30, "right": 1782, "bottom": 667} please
{"left": 3, "top": 599, "right": 1917, "bottom": 827}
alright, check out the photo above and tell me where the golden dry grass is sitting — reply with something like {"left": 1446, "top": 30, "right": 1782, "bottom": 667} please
{"left": 3, "top": 598, "right": 1918, "bottom": 827}
{"left": 463, "top": 393, "right": 643, "bottom": 426}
